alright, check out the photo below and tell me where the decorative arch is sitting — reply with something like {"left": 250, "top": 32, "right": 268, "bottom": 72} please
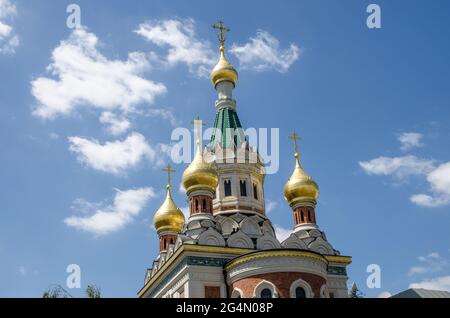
{"left": 281, "top": 234, "right": 308, "bottom": 249}
{"left": 239, "top": 218, "right": 261, "bottom": 237}
{"left": 256, "top": 235, "right": 282, "bottom": 250}
{"left": 308, "top": 229, "right": 322, "bottom": 238}
{"left": 227, "top": 231, "right": 254, "bottom": 249}
{"left": 309, "top": 238, "right": 334, "bottom": 255}
{"left": 253, "top": 280, "right": 279, "bottom": 298}
{"left": 197, "top": 228, "right": 226, "bottom": 247}
{"left": 219, "top": 217, "right": 239, "bottom": 236}
{"left": 166, "top": 245, "right": 175, "bottom": 260}
{"left": 261, "top": 221, "right": 276, "bottom": 236}
{"left": 289, "top": 278, "right": 314, "bottom": 298}
{"left": 158, "top": 257, "right": 166, "bottom": 270}
{"left": 174, "top": 236, "right": 184, "bottom": 251}
{"left": 231, "top": 288, "right": 243, "bottom": 298}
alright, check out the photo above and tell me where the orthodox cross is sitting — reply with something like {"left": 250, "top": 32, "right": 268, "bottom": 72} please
{"left": 162, "top": 164, "right": 175, "bottom": 186}
{"left": 212, "top": 20, "right": 230, "bottom": 47}
{"left": 288, "top": 131, "right": 302, "bottom": 154}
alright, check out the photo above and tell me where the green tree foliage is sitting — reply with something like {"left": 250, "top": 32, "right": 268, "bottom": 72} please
{"left": 43, "top": 284, "right": 101, "bottom": 298}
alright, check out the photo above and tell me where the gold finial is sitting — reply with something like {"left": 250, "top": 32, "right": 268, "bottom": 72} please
{"left": 212, "top": 20, "right": 230, "bottom": 49}
{"left": 162, "top": 164, "right": 176, "bottom": 188}
{"left": 284, "top": 131, "right": 319, "bottom": 206}
{"left": 288, "top": 131, "right": 302, "bottom": 159}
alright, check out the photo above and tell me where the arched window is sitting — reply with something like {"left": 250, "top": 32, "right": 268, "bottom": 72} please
{"left": 253, "top": 183, "right": 258, "bottom": 200}
{"left": 202, "top": 199, "right": 207, "bottom": 211}
{"left": 289, "top": 278, "right": 313, "bottom": 298}
{"left": 260, "top": 288, "right": 272, "bottom": 299}
{"left": 224, "top": 180, "right": 232, "bottom": 197}
{"left": 253, "top": 280, "right": 278, "bottom": 298}
{"left": 308, "top": 210, "right": 312, "bottom": 223}
{"left": 301, "top": 210, "right": 305, "bottom": 223}
{"left": 240, "top": 180, "right": 247, "bottom": 197}
{"left": 195, "top": 200, "right": 199, "bottom": 212}
{"left": 295, "top": 287, "right": 306, "bottom": 298}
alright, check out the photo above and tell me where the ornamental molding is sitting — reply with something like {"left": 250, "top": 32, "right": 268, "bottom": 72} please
{"left": 324, "top": 255, "right": 352, "bottom": 265}
{"left": 226, "top": 252, "right": 328, "bottom": 283}
{"left": 327, "top": 266, "right": 348, "bottom": 276}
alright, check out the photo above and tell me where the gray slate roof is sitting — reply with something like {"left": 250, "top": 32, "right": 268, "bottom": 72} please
{"left": 391, "top": 288, "right": 450, "bottom": 298}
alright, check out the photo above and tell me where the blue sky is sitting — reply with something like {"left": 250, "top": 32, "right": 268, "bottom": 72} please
{"left": 1, "top": 0, "right": 449, "bottom": 298}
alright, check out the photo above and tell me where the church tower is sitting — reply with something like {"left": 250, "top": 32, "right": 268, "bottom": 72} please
{"left": 138, "top": 21, "right": 352, "bottom": 299}
{"left": 153, "top": 165, "right": 185, "bottom": 253}
{"left": 208, "top": 21, "right": 266, "bottom": 218}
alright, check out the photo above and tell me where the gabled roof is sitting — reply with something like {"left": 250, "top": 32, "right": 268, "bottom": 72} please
{"left": 391, "top": 288, "right": 450, "bottom": 298}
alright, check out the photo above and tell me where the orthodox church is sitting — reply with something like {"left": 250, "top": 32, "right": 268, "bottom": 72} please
{"left": 137, "top": 21, "right": 351, "bottom": 299}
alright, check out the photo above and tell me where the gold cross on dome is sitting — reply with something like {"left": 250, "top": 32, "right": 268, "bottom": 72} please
{"left": 212, "top": 20, "right": 230, "bottom": 47}
{"left": 288, "top": 131, "right": 302, "bottom": 154}
{"left": 162, "top": 164, "right": 176, "bottom": 186}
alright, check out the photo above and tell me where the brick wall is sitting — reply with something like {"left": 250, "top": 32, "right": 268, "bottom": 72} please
{"left": 229, "top": 272, "right": 325, "bottom": 298}
{"left": 205, "top": 286, "right": 221, "bottom": 298}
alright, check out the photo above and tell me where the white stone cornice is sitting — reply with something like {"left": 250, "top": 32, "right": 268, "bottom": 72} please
{"left": 226, "top": 255, "right": 328, "bottom": 284}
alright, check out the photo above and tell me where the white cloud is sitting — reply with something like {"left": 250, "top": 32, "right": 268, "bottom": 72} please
{"left": 99, "top": 112, "right": 131, "bottom": 136}
{"left": 359, "top": 155, "right": 435, "bottom": 180}
{"left": 398, "top": 132, "right": 423, "bottom": 151}
{"left": 409, "top": 275, "right": 450, "bottom": 292}
{"left": 410, "top": 194, "right": 450, "bottom": 208}
{"left": 31, "top": 27, "right": 166, "bottom": 119}
{"left": 68, "top": 132, "right": 159, "bottom": 175}
{"left": 266, "top": 200, "right": 277, "bottom": 214}
{"left": 0, "top": 0, "right": 19, "bottom": 55}
{"left": 135, "top": 18, "right": 215, "bottom": 77}
{"left": 70, "top": 197, "right": 104, "bottom": 215}
{"left": 274, "top": 224, "right": 292, "bottom": 242}
{"left": 377, "top": 291, "right": 392, "bottom": 298}
{"left": 360, "top": 132, "right": 450, "bottom": 208}
{"left": 230, "top": 30, "right": 300, "bottom": 73}
{"left": 65, "top": 187, "right": 155, "bottom": 236}
{"left": 408, "top": 252, "right": 447, "bottom": 276}
{"left": 146, "top": 108, "right": 179, "bottom": 127}
{"left": 411, "top": 162, "right": 450, "bottom": 208}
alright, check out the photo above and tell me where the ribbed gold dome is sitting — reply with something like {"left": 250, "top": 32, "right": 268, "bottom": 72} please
{"left": 284, "top": 153, "right": 319, "bottom": 206}
{"left": 182, "top": 140, "right": 218, "bottom": 195}
{"left": 153, "top": 185, "right": 185, "bottom": 235}
{"left": 211, "top": 46, "right": 238, "bottom": 87}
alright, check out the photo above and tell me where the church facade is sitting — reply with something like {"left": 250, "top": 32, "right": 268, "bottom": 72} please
{"left": 137, "top": 22, "right": 351, "bottom": 299}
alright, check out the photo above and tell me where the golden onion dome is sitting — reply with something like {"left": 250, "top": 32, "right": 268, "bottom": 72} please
{"left": 153, "top": 185, "right": 185, "bottom": 235}
{"left": 182, "top": 140, "right": 219, "bottom": 195}
{"left": 284, "top": 153, "right": 319, "bottom": 206}
{"left": 211, "top": 46, "right": 238, "bottom": 87}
